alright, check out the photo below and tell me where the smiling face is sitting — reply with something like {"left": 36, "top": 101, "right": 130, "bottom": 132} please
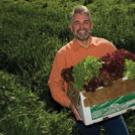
{"left": 70, "top": 13, "right": 93, "bottom": 41}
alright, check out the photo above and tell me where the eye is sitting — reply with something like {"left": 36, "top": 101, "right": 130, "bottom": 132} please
{"left": 73, "top": 21, "right": 80, "bottom": 25}
{"left": 84, "top": 20, "right": 89, "bottom": 25}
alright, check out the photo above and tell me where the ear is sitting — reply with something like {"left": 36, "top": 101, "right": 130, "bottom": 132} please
{"left": 69, "top": 24, "right": 73, "bottom": 32}
{"left": 91, "top": 22, "right": 94, "bottom": 30}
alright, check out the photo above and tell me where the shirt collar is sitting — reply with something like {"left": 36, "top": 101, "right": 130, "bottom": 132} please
{"left": 72, "top": 36, "right": 97, "bottom": 51}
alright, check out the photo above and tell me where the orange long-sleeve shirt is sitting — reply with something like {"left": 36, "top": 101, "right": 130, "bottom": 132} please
{"left": 48, "top": 36, "right": 117, "bottom": 108}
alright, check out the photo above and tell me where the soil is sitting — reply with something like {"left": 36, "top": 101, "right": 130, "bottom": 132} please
{"left": 83, "top": 79, "right": 135, "bottom": 107}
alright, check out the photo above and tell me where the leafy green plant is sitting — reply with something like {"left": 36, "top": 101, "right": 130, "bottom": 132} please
{"left": 66, "top": 49, "right": 135, "bottom": 91}
{"left": 73, "top": 57, "right": 102, "bottom": 90}
{"left": 0, "top": 71, "right": 75, "bottom": 135}
{"left": 0, "top": 0, "right": 135, "bottom": 134}
{"left": 89, "top": 0, "right": 135, "bottom": 52}
{"left": 124, "top": 59, "right": 135, "bottom": 79}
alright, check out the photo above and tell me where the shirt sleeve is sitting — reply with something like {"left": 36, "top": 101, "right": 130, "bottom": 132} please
{"left": 106, "top": 42, "right": 116, "bottom": 50}
{"left": 48, "top": 51, "right": 71, "bottom": 108}
{"left": 98, "top": 38, "right": 117, "bottom": 55}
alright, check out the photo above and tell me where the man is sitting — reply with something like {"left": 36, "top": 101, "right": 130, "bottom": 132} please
{"left": 48, "top": 5, "right": 129, "bottom": 135}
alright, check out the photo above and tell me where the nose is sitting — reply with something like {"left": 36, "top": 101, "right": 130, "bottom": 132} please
{"left": 79, "top": 23, "right": 84, "bottom": 30}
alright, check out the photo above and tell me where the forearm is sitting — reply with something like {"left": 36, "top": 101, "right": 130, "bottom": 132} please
{"left": 48, "top": 82, "right": 71, "bottom": 108}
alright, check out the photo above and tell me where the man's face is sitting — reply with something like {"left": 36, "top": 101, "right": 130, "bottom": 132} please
{"left": 70, "top": 13, "right": 93, "bottom": 41}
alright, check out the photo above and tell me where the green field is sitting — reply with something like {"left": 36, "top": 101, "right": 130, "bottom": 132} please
{"left": 0, "top": 0, "right": 135, "bottom": 134}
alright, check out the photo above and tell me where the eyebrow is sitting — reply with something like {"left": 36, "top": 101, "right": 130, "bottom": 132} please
{"left": 73, "top": 19, "right": 90, "bottom": 23}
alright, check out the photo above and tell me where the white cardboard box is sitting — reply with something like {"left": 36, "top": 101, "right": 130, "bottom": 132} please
{"left": 78, "top": 91, "right": 135, "bottom": 125}
{"left": 68, "top": 79, "right": 135, "bottom": 125}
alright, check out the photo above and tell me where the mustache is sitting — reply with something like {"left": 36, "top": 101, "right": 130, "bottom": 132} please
{"left": 77, "top": 28, "right": 88, "bottom": 32}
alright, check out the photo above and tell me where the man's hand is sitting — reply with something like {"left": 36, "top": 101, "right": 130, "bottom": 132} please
{"left": 69, "top": 103, "right": 82, "bottom": 121}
